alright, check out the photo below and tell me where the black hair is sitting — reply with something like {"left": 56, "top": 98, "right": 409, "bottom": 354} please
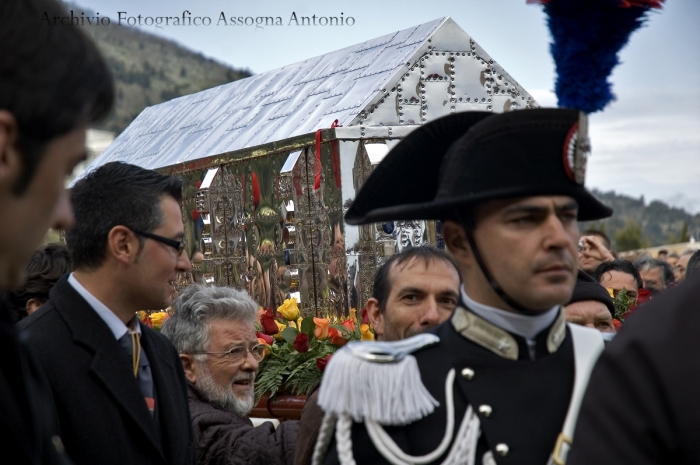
{"left": 685, "top": 250, "right": 700, "bottom": 279}
{"left": 371, "top": 246, "right": 462, "bottom": 312}
{"left": 0, "top": 0, "right": 114, "bottom": 194}
{"left": 66, "top": 162, "right": 182, "bottom": 270}
{"left": 592, "top": 259, "right": 643, "bottom": 290}
{"left": 5, "top": 243, "right": 73, "bottom": 322}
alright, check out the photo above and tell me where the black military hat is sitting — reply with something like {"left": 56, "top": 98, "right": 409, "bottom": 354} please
{"left": 569, "top": 270, "right": 616, "bottom": 317}
{"left": 345, "top": 108, "right": 612, "bottom": 225}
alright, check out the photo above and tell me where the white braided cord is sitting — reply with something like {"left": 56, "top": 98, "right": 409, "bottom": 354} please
{"left": 311, "top": 413, "right": 337, "bottom": 465}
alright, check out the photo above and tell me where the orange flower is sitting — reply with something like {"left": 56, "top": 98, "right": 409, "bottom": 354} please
{"left": 314, "top": 317, "right": 329, "bottom": 340}
{"left": 341, "top": 318, "right": 355, "bottom": 332}
{"left": 328, "top": 327, "right": 348, "bottom": 347}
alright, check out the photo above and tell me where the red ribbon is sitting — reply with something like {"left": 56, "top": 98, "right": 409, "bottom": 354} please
{"left": 314, "top": 119, "right": 340, "bottom": 191}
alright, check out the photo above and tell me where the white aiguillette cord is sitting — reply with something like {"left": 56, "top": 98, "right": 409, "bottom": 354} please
{"left": 332, "top": 369, "right": 481, "bottom": 465}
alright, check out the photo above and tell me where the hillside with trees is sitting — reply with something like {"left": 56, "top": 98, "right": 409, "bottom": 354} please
{"left": 73, "top": 4, "right": 252, "bottom": 134}
{"left": 581, "top": 190, "right": 699, "bottom": 252}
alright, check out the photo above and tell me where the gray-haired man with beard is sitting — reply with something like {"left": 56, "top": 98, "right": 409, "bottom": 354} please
{"left": 162, "top": 284, "right": 299, "bottom": 465}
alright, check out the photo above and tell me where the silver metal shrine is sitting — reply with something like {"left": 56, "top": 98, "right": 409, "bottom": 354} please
{"left": 80, "top": 17, "right": 538, "bottom": 318}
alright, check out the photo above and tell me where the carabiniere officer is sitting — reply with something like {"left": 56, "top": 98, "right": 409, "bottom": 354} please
{"left": 313, "top": 108, "right": 612, "bottom": 465}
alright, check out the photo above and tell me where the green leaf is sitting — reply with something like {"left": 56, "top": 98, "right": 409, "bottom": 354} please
{"left": 281, "top": 326, "right": 299, "bottom": 346}
{"left": 301, "top": 316, "right": 316, "bottom": 337}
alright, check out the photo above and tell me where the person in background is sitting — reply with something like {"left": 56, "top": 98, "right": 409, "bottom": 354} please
{"left": 665, "top": 252, "right": 679, "bottom": 268}
{"left": 162, "top": 284, "right": 299, "bottom": 465}
{"left": 656, "top": 249, "right": 668, "bottom": 261}
{"left": 3, "top": 243, "right": 72, "bottom": 322}
{"left": 0, "top": 0, "right": 114, "bottom": 462}
{"left": 633, "top": 257, "right": 674, "bottom": 293}
{"left": 578, "top": 230, "right": 615, "bottom": 275}
{"left": 565, "top": 270, "right": 616, "bottom": 333}
{"left": 592, "top": 259, "right": 642, "bottom": 304}
{"left": 683, "top": 250, "right": 700, "bottom": 280}
{"left": 673, "top": 249, "right": 695, "bottom": 283}
{"left": 366, "top": 246, "right": 461, "bottom": 341}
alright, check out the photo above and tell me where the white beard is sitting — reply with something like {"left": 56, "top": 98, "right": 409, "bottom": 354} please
{"left": 196, "top": 365, "right": 255, "bottom": 418}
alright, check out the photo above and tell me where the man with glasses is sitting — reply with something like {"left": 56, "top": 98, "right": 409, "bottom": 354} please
{"left": 162, "top": 284, "right": 299, "bottom": 465}
{"left": 20, "top": 162, "right": 195, "bottom": 465}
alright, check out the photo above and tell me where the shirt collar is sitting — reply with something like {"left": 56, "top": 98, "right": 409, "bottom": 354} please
{"left": 68, "top": 272, "right": 140, "bottom": 339}
{"left": 460, "top": 285, "right": 560, "bottom": 341}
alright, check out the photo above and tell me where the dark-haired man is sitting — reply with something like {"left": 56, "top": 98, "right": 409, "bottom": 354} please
{"left": 592, "top": 259, "right": 642, "bottom": 304}
{"left": 20, "top": 162, "right": 195, "bottom": 465}
{"left": 367, "top": 247, "right": 461, "bottom": 341}
{"left": 316, "top": 109, "right": 610, "bottom": 465}
{"left": 0, "top": 0, "right": 114, "bottom": 463}
{"left": 578, "top": 230, "right": 614, "bottom": 275}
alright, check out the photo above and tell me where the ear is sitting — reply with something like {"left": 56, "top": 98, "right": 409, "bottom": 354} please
{"left": 107, "top": 225, "right": 140, "bottom": 265}
{"left": 0, "top": 110, "right": 21, "bottom": 187}
{"left": 366, "top": 297, "right": 384, "bottom": 339}
{"left": 179, "top": 353, "right": 198, "bottom": 384}
{"left": 25, "top": 298, "right": 44, "bottom": 315}
{"left": 442, "top": 220, "right": 471, "bottom": 262}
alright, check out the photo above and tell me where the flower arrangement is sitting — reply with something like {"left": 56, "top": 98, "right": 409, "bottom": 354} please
{"left": 137, "top": 310, "right": 170, "bottom": 330}
{"left": 254, "top": 299, "right": 374, "bottom": 402}
{"left": 606, "top": 287, "right": 652, "bottom": 329}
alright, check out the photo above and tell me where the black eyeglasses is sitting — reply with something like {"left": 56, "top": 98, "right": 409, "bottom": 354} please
{"left": 191, "top": 345, "right": 266, "bottom": 364}
{"left": 131, "top": 229, "right": 186, "bottom": 255}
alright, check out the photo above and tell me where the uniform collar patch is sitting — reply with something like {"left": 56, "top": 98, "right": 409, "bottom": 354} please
{"left": 451, "top": 306, "right": 567, "bottom": 360}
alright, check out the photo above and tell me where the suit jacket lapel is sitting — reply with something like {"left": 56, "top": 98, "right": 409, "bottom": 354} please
{"left": 50, "top": 279, "right": 164, "bottom": 458}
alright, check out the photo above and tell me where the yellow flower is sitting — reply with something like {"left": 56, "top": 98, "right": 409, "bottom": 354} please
{"left": 360, "top": 324, "right": 375, "bottom": 341}
{"left": 349, "top": 307, "right": 357, "bottom": 324}
{"left": 606, "top": 287, "right": 615, "bottom": 298}
{"left": 136, "top": 311, "right": 147, "bottom": 322}
{"left": 149, "top": 311, "right": 169, "bottom": 329}
{"left": 277, "top": 298, "right": 300, "bottom": 321}
{"left": 274, "top": 321, "right": 287, "bottom": 340}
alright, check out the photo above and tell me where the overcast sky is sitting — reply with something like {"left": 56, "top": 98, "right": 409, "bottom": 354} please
{"left": 75, "top": 0, "right": 700, "bottom": 212}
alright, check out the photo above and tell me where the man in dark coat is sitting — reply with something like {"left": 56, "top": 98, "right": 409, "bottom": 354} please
{"left": 315, "top": 109, "right": 612, "bottom": 465}
{"left": 568, "top": 271, "right": 700, "bottom": 464}
{"left": 0, "top": 0, "right": 113, "bottom": 463}
{"left": 20, "top": 162, "right": 195, "bottom": 465}
{"left": 162, "top": 284, "right": 298, "bottom": 465}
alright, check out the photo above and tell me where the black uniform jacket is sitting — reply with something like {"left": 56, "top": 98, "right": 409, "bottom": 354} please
{"left": 19, "top": 276, "right": 196, "bottom": 465}
{"left": 568, "top": 272, "right": 700, "bottom": 464}
{"left": 324, "top": 305, "right": 575, "bottom": 465}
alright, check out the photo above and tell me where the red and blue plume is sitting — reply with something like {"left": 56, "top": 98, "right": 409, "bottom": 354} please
{"left": 532, "top": 0, "right": 664, "bottom": 113}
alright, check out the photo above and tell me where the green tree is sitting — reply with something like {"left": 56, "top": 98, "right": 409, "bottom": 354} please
{"left": 680, "top": 222, "right": 690, "bottom": 243}
{"left": 615, "top": 219, "right": 650, "bottom": 251}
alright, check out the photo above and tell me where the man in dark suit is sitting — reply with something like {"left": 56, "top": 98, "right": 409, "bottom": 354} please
{"left": 20, "top": 162, "right": 196, "bottom": 465}
{"left": 568, "top": 272, "right": 700, "bottom": 464}
{"left": 0, "top": 0, "right": 114, "bottom": 463}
